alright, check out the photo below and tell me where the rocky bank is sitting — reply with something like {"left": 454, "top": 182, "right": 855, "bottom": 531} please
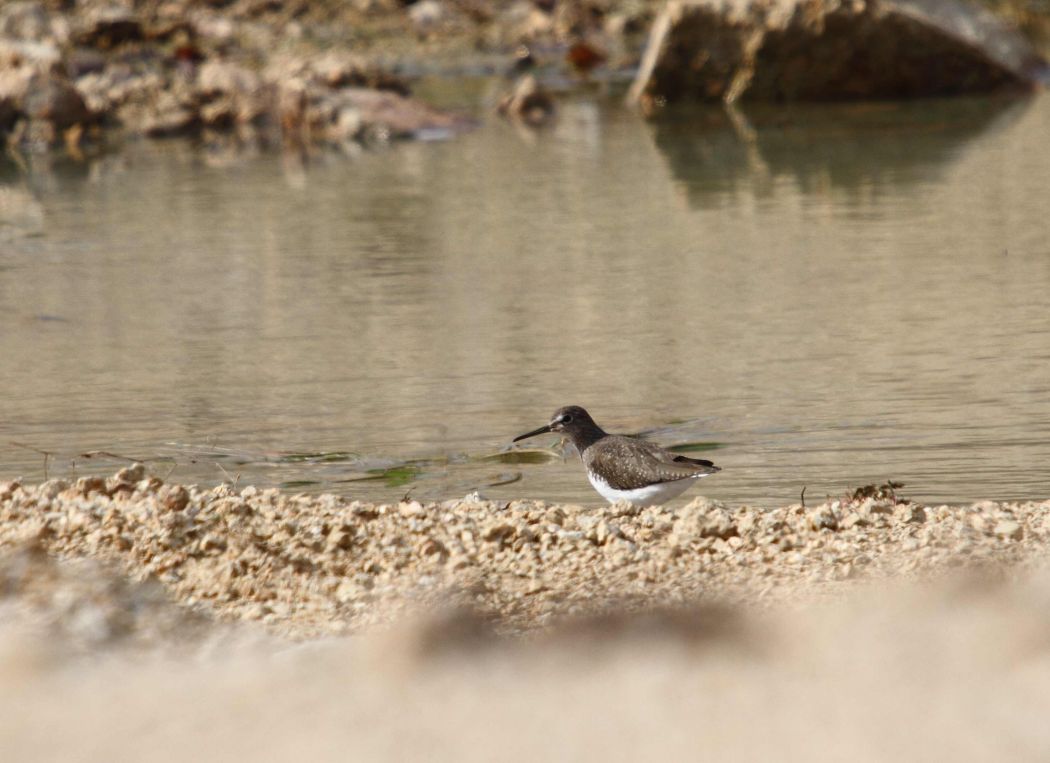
{"left": 0, "top": 0, "right": 664, "bottom": 153}
{"left": 628, "top": 0, "right": 1048, "bottom": 108}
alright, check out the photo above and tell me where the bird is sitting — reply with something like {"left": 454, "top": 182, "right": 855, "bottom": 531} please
{"left": 513, "top": 405, "right": 720, "bottom": 507}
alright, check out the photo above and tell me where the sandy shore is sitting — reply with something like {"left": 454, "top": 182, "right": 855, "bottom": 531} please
{"left": 3, "top": 468, "right": 1050, "bottom": 761}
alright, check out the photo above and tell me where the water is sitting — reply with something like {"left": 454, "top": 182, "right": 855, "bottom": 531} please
{"left": 2, "top": 88, "right": 1049, "bottom": 507}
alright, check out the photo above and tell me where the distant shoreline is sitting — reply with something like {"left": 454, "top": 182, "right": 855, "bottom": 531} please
{"left": 3, "top": 0, "right": 1047, "bottom": 155}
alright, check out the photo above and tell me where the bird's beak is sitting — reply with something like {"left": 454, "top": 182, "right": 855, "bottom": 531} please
{"left": 513, "top": 423, "right": 552, "bottom": 442}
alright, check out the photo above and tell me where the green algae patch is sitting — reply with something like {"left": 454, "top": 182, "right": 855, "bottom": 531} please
{"left": 348, "top": 465, "right": 421, "bottom": 488}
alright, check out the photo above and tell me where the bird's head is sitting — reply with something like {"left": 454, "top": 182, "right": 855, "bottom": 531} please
{"left": 513, "top": 405, "right": 599, "bottom": 443}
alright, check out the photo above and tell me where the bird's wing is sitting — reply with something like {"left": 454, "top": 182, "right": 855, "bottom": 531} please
{"left": 670, "top": 454, "right": 718, "bottom": 468}
{"left": 586, "top": 436, "right": 721, "bottom": 490}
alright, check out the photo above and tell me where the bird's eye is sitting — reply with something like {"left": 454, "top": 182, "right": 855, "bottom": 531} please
{"left": 561, "top": 414, "right": 573, "bottom": 424}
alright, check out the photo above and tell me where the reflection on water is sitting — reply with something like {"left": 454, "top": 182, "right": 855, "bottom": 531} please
{"left": 651, "top": 96, "right": 1030, "bottom": 202}
{"left": 1, "top": 90, "right": 1049, "bottom": 507}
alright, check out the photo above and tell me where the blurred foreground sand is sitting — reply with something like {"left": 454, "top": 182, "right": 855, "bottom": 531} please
{"left": 2, "top": 470, "right": 1050, "bottom": 761}
{"left": 3, "top": 566, "right": 1049, "bottom": 762}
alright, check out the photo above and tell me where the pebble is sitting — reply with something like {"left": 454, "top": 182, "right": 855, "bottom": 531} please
{"left": 994, "top": 520, "right": 1023, "bottom": 541}
{"left": 808, "top": 506, "right": 839, "bottom": 531}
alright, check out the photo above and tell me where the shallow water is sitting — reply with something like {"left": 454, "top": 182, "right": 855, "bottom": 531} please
{"left": 2, "top": 88, "right": 1049, "bottom": 507}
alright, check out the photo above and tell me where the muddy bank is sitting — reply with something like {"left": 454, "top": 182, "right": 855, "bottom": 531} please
{"left": 2, "top": 467, "right": 1049, "bottom": 638}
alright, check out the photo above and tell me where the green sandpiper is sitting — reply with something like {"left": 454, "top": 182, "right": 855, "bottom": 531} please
{"left": 514, "top": 405, "right": 721, "bottom": 507}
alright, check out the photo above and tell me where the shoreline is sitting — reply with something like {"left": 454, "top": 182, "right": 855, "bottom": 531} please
{"left": 2, "top": 465, "right": 1047, "bottom": 640}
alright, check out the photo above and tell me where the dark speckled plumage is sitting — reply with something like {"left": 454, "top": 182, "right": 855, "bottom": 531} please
{"left": 513, "top": 405, "right": 721, "bottom": 491}
{"left": 582, "top": 433, "right": 720, "bottom": 490}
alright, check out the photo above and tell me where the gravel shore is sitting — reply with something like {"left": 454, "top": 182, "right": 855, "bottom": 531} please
{"left": 2, "top": 465, "right": 1048, "bottom": 641}
{"left": 4, "top": 467, "right": 1050, "bottom": 760}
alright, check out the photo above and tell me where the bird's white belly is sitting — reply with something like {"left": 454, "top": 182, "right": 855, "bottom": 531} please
{"left": 586, "top": 472, "right": 708, "bottom": 507}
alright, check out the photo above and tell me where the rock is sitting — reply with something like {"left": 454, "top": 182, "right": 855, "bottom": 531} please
{"left": 123, "top": 89, "right": 198, "bottom": 137}
{"left": 681, "top": 497, "right": 731, "bottom": 515}
{"left": 197, "top": 61, "right": 261, "bottom": 98}
{"left": 493, "top": 2, "right": 554, "bottom": 45}
{"left": 0, "top": 92, "right": 16, "bottom": 131}
{"left": 994, "top": 520, "right": 1023, "bottom": 541}
{"left": 483, "top": 523, "right": 517, "bottom": 545}
{"left": 276, "top": 77, "right": 307, "bottom": 139}
{"left": 326, "top": 528, "right": 353, "bottom": 552}
{"left": 594, "top": 520, "right": 620, "bottom": 545}
{"left": 671, "top": 503, "right": 738, "bottom": 542}
{"left": 0, "top": 65, "right": 33, "bottom": 124}
{"left": 74, "top": 476, "right": 107, "bottom": 497}
{"left": 0, "top": 2, "right": 51, "bottom": 42}
{"left": 627, "top": 0, "right": 1047, "bottom": 109}
{"left": 322, "top": 87, "right": 471, "bottom": 141}
{"left": 23, "top": 72, "right": 92, "bottom": 128}
{"left": 575, "top": 515, "right": 599, "bottom": 534}
{"left": 566, "top": 40, "right": 608, "bottom": 74}
{"left": 409, "top": 0, "right": 462, "bottom": 36}
{"left": 195, "top": 60, "right": 268, "bottom": 128}
{"left": 905, "top": 506, "right": 927, "bottom": 524}
{"left": 38, "top": 480, "right": 68, "bottom": 500}
{"left": 398, "top": 501, "right": 425, "bottom": 516}
{"left": 73, "top": 5, "right": 143, "bottom": 49}
{"left": 497, "top": 74, "right": 557, "bottom": 127}
{"left": 158, "top": 485, "right": 190, "bottom": 513}
{"left": 268, "top": 51, "right": 410, "bottom": 96}
{"left": 65, "top": 47, "right": 107, "bottom": 79}
{"left": 857, "top": 498, "right": 895, "bottom": 518}
{"left": 0, "top": 481, "right": 21, "bottom": 501}
{"left": 700, "top": 509, "right": 737, "bottom": 540}
{"left": 607, "top": 500, "right": 640, "bottom": 518}
{"left": 418, "top": 538, "right": 447, "bottom": 557}
{"left": 0, "top": 38, "right": 62, "bottom": 76}
{"left": 735, "top": 510, "right": 756, "bottom": 535}
{"left": 136, "top": 477, "right": 163, "bottom": 495}
{"left": 840, "top": 513, "right": 867, "bottom": 530}
{"left": 333, "top": 103, "right": 363, "bottom": 142}
{"left": 808, "top": 506, "right": 840, "bottom": 531}
{"left": 106, "top": 463, "right": 146, "bottom": 494}
{"left": 73, "top": 63, "right": 137, "bottom": 113}
{"left": 666, "top": 499, "right": 733, "bottom": 541}
{"left": 116, "top": 463, "right": 146, "bottom": 484}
